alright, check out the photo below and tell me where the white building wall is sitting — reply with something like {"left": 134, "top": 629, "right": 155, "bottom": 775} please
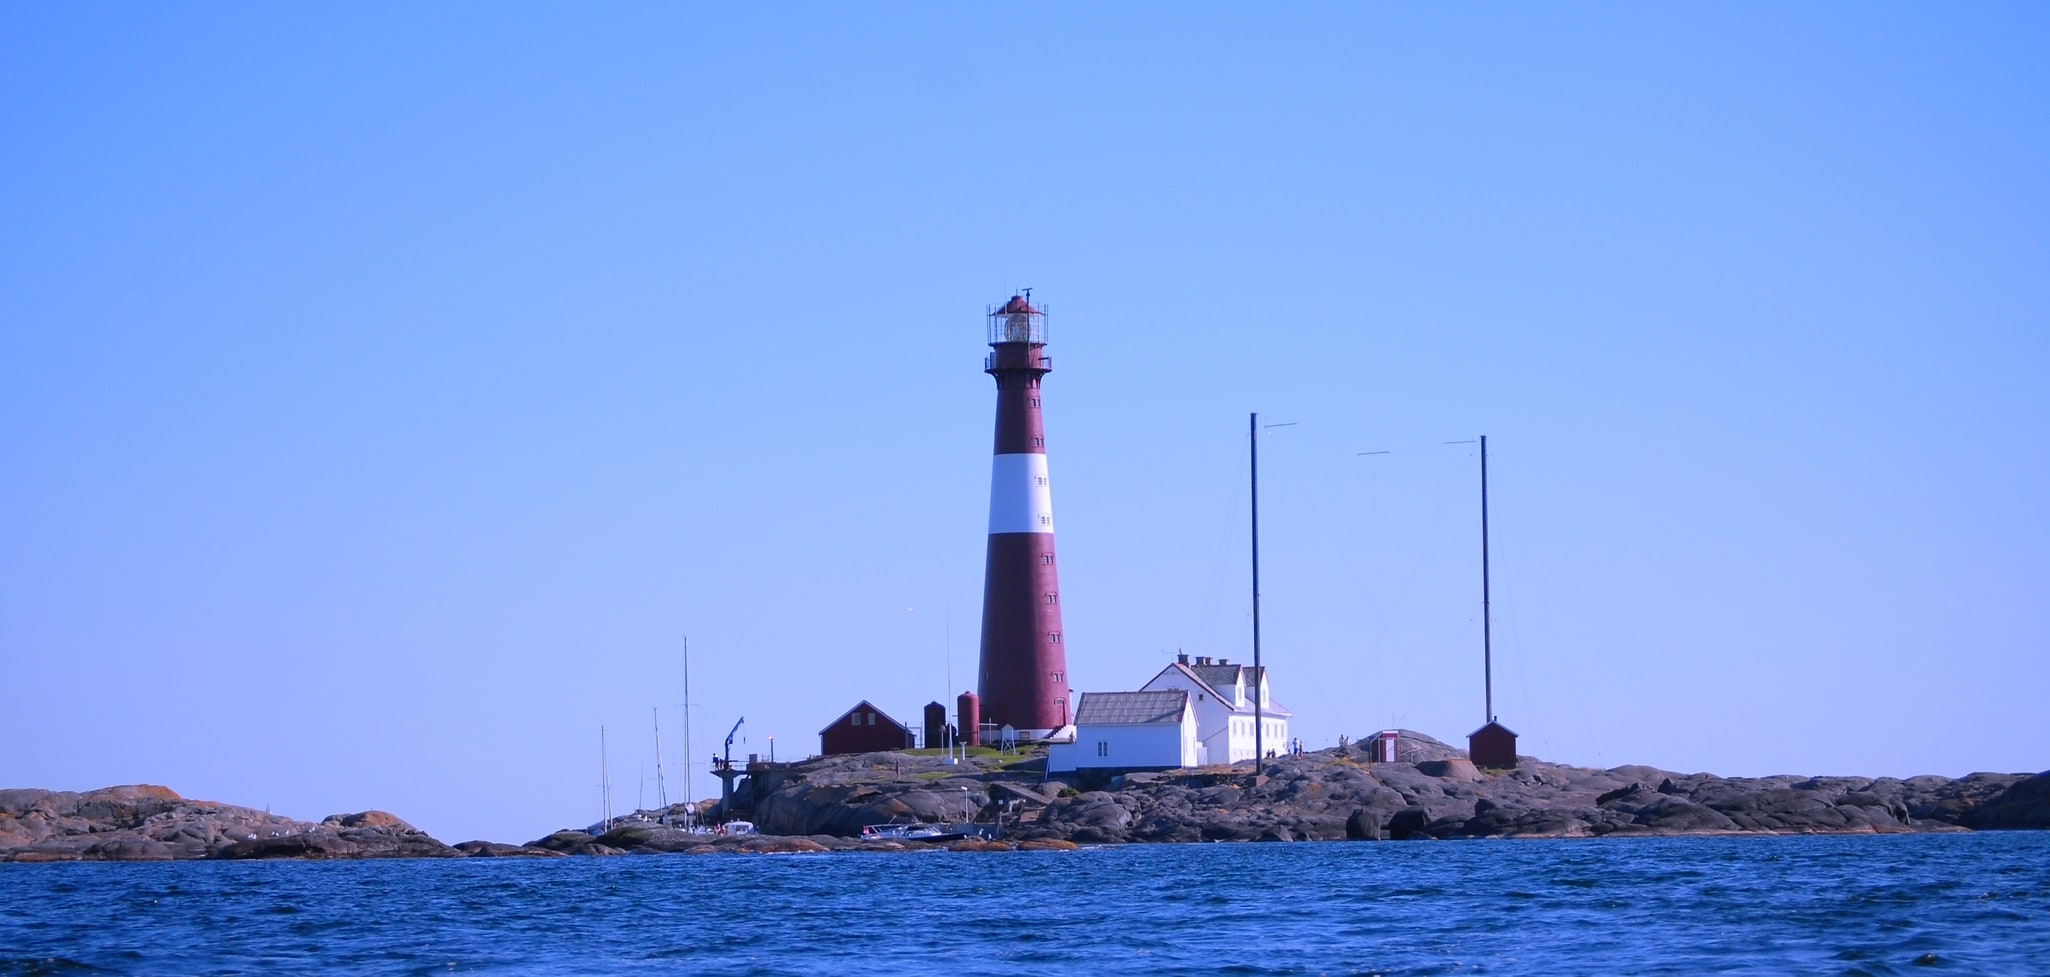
{"left": 1046, "top": 712, "right": 1198, "bottom": 772}
{"left": 1142, "top": 669, "right": 1290, "bottom": 763}
{"left": 1142, "top": 672, "right": 1241, "bottom": 762}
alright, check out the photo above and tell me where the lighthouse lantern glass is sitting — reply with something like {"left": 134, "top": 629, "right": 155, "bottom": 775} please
{"left": 986, "top": 303, "right": 1047, "bottom": 346}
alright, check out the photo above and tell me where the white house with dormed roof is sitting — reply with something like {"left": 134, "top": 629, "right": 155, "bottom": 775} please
{"left": 1140, "top": 654, "right": 1291, "bottom": 764}
{"left": 1045, "top": 690, "right": 1200, "bottom": 772}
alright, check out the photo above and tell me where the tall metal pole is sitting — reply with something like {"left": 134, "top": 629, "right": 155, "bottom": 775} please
{"left": 1480, "top": 435, "right": 1493, "bottom": 724}
{"left": 1250, "top": 412, "right": 1264, "bottom": 768}
{"left": 682, "top": 636, "right": 693, "bottom": 824}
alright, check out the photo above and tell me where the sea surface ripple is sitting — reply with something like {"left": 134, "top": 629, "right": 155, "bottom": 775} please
{"left": 3, "top": 832, "right": 2045, "bottom": 976}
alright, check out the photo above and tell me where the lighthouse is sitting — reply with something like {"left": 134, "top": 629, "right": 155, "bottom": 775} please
{"left": 977, "top": 294, "right": 1069, "bottom": 739}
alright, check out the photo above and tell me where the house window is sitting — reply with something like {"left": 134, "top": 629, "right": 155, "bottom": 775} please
{"left": 851, "top": 715, "right": 860, "bottom": 727}
{"left": 1096, "top": 741, "right": 1109, "bottom": 757}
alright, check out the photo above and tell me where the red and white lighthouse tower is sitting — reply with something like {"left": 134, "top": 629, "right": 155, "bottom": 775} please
{"left": 977, "top": 294, "right": 1069, "bottom": 739}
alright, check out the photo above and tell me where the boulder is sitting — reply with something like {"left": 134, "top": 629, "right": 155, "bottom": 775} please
{"left": 1345, "top": 808, "right": 1384, "bottom": 840}
{"left": 1386, "top": 807, "right": 1432, "bottom": 841}
{"left": 1417, "top": 759, "right": 1485, "bottom": 783}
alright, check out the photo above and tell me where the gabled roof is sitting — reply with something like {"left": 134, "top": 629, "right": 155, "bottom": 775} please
{"left": 1073, "top": 690, "right": 1189, "bottom": 727}
{"left": 1147, "top": 662, "right": 1228, "bottom": 701}
{"left": 1146, "top": 661, "right": 1290, "bottom": 717}
{"left": 1469, "top": 721, "right": 1518, "bottom": 738}
{"left": 818, "top": 700, "right": 909, "bottom": 735}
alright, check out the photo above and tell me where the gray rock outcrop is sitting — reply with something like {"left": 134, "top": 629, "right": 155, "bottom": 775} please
{"left": 0, "top": 786, "right": 457, "bottom": 861}
{"left": 710, "top": 730, "right": 2043, "bottom": 847}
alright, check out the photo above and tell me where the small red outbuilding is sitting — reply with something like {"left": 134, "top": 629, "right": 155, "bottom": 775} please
{"left": 1468, "top": 721, "right": 1519, "bottom": 769}
{"left": 819, "top": 700, "right": 915, "bottom": 757}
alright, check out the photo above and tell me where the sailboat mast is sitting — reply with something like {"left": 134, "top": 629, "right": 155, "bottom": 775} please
{"left": 1480, "top": 434, "right": 1493, "bottom": 724}
{"left": 653, "top": 708, "right": 667, "bottom": 811}
{"left": 1250, "top": 412, "right": 1265, "bottom": 767}
{"left": 600, "top": 725, "right": 612, "bottom": 830}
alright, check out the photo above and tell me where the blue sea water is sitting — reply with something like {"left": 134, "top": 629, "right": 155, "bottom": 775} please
{"left": 3, "top": 832, "right": 2045, "bottom": 976}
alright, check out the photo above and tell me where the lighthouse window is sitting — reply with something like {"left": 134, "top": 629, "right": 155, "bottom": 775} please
{"left": 1030, "top": 397, "right": 1040, "bottom": 407}
{"left": 1045, "top": 592, "right": 1057, "bottom": 604}
{"left": 1051, "top": 671, "right": 1063, "bottom": 683}
{"left": 1041, "top": 554, "right": 1054, "bottom": 565}
{"left": 1032, "top": 437, "right": 1043, "bottom": 447}
{"left": 1038, "top": 515, "right": 1050, "bottom": 526}
{"left": 1049, "top": 632, "right": 1061, "bottom": 643}
{"left": 1036, "top": 476, "right": 1047, "bottom": 486}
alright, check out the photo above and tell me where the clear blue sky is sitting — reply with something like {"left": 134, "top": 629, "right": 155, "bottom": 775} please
{"left": 4, "top": 4, "right": 2044, "bottom": 845}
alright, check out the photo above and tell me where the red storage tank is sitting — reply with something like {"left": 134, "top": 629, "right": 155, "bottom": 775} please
{"left": 957, "top": 691, "right": 981, "bottom": 747}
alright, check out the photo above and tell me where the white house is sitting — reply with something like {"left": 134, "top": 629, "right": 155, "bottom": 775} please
{"left": 1045, "top": 690, "right": 1200, "bottom": 773}
{"left": 1140, "top": 654, "right": 1291, "bottom": 764}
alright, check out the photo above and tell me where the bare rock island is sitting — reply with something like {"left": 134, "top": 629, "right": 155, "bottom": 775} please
{"left": 709, "top": 731, "right": 2049, "bottom": 846}
{"left": 0, "top": 785, "right": 463, "bottom": 862}
{"left": 6, "top": 734, "right": 2044, "bottom": 861}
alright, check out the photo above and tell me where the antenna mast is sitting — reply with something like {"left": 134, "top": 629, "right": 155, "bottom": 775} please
{"left": 1250, "top": 412, "right": 1264, "bottom": 768}
{"left": 1480, "top": 434, "right": 1493, "bottom": 724}
{"left": 682, "top": 636, "right": 694, "bottom": 824}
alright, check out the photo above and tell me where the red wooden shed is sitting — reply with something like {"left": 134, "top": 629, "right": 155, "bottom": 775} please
{"left": 819, "top": 700, "right": 915, "bottom": 756}
{"left": 1468, "top": 721, "right": 1518, "bottom": 768}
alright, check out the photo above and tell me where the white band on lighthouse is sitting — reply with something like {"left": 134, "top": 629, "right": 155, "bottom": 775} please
{"left": 987, "top": 453, "right": 1055, "bottom": 534}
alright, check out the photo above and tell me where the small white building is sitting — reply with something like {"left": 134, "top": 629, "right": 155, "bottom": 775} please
{"left": 1045, "top": 690, "right": 1200, "bottom": 773}
{"left": 1140, "top": 654, "right": 1291, "bottom": 764}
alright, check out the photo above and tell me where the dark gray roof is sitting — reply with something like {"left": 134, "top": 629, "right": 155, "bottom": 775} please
{"left": 1074, "top": 690, "right": 1188, "bottom": 727}
{"left": 1190, "top": 664, "right": 1265, "bottom": 692}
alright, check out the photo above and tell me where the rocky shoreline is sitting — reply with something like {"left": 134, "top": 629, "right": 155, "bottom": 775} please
{"left": 7, "top": 733, "right": 2044, "bottom": 861}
